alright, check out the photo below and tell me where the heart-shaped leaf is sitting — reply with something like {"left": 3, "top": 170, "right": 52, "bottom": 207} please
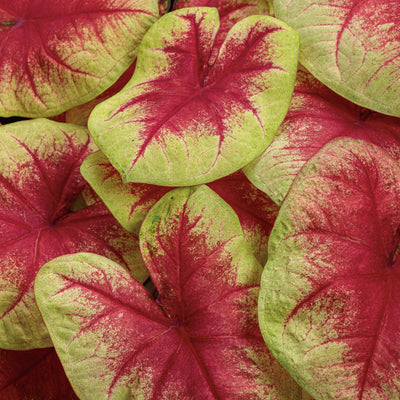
{"left": 88, "top": 7, "right": 298, "bottom": 186}
{"left": 259, "top": 137, "right": 400, "bottom": 399}
{"left": 0, "top": 119, "right": 146, "bottom": 349}
{"left": 81, "top": 150, "right": 279, "bottom": 264}
{"left": 274, "top": 0, "right": 400, "bottom": 117}
{"left": 35, "top": 185, "right": 301, "bottom": 400}
{"left": 0, "top": 0, "right": 159, "bottom": 118}
{"left": 0, "top": 348, "right": 78, "bottom": 400}
{"left": 243, "top": 66, "right": 400, "bottom": 205}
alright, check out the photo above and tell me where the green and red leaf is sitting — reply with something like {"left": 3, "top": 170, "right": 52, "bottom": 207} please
{"left": 35, "top": 186, "right": 301, "bottom": 399}
{"left": 88, "top": 7, "right": 298, "bottom": 186}
{"left": 274, "top": 0, "right": 400, "bottom": 117}
{"left": 0, "top": 0, "right": 159, "bottom": 118}
{"left": 259, "top": 137, "right": 400, "bottom": 399}
{"left": 0, "top": 119, "right": 146, "bottom": 349}
{"left": 244, "top": 66, "right": 400, "bottom": 205}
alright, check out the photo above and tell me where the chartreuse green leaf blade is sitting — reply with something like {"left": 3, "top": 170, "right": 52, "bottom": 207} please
{"left": 259, "top": 137, "right": 400, "bottom": 399}
{"left": 274, "top": 0, "right": 400, "bottom": 117}
{"left": 0, "top": 0, "right": 159, "bottom": 118}
{"left": 35, "top": 186, "right": 302, "bottom": 400}
{"left": 88, "top": 7, "right": 298, "bottom": 186}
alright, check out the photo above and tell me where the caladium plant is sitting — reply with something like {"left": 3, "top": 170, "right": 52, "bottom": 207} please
{"left": 0, "top": 0, "right": 399, "bottom": 399}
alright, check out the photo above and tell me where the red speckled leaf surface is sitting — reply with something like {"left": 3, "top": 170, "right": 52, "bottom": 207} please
{"left": 0, "top": 0, "right": 159, "bottom": 118}
{"left": 259, "top": 137, "right": 400, "bottom": 399}
{"left": 0, "top": 347, "right": 78, "bottom": 400}
{"left": 244, "top": 66, "right": 400, "bottom": 205}
{"left": 0, "top": 119, "right": 147, "bottom": 350}
{"left": 81, "top": 150, "right": 279, "bottom": 264}
{"left": 35, "top": 186, "right": 302, "bottom": 400}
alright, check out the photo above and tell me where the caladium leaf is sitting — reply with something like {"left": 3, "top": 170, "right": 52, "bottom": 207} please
{"left": 274, "top": 0, "right": 400, "bottom": 117}
{"left": 81, "top": 150, "right": 279, "bottom": 264}
{"left": 0, "top": 347, "right": 78, "bottom": 400}
{"left": 0, "top": 0, "right": 159, "bottom": 118}
{"left": 88, "top": 7, "right": 299, "bottom": 186}
{"left": 0, "top": 119, "right": 146, "bottom": 350}
{"left": 35, "top": 186, "right": 302, "bottom": 400}
{"left": 243, "top": 66, "right": 400, "bottom": 205}
{"left": 259, "top": 137, "right": 400, "bottom": 399}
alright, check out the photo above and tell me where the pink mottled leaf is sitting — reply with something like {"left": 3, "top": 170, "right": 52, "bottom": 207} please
{"left": 35, "top": 186, "right": 301, "bottom": 400}
{"left": 244, "top": 66, "right": 400, "bottom": 205}
{"left": 88, "top": 7, "right": 298, "bottom": 186}
{"left": 0, "top": 119, "right": 146, "bottom": 350}
{"left": 274, "top": 0, "right": 400, "bottom": 117}
{"left": 0, "top": 347, "right": 78, "bottom": 400}
{"left": 0, "top": 0, "right": 159, "bottom": 118}
{"left": 81, "top": 150, "right": 279, "bottom": 264}
{"left": 259, "top": 137, "right": 400, "bottom": 399}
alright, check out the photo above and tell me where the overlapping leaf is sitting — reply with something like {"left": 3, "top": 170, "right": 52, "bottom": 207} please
{"left": 244, "top": 66, "right": 400, "bottom": 205}
{"left": 0, "top": 119, "right": 146, "bottom": 350}
{"left": 0, "top": 348, "right": 78, "bottom": 400}
{"left": 259, "top": 137, "right": 400, "bottom": 399}
{"left": 0, "top": 0, "right": 159, "bottom": 118}
{"left": 35, "top": 186, "right": 302, "bottom": 400}
{"left": 81, "top": 150, "right": 279, "bottom": 264}
{"left": 88, "top": 7, "right": 298, "bottom": 186}
{"left": 274, "top": 0, "right": 400, "bottom": 117}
